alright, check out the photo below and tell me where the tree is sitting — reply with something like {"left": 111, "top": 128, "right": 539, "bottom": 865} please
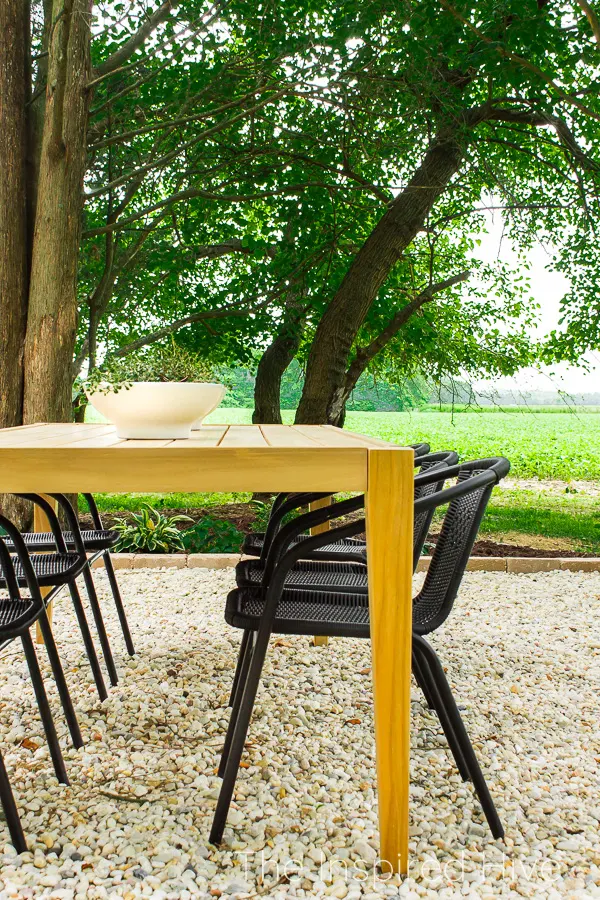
{"left": 294, "top": 0, "right": 600, "bottom": 423}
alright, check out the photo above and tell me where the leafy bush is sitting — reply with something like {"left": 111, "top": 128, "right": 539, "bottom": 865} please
{"left": 114, "top": 505, "right": 192, "bottom": 553}
{"left": 181, "top": 516, "right": 243, "bottom": 553}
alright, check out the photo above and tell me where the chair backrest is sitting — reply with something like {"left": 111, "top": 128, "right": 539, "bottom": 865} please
{"left": 412, "top": 451, "right": 459, "bottom": 569}
{"left": 410, "top": 442, "right": 430, "bottom": 459}
{"left": 412, "top": 457, "right": 510, "bottom": 635}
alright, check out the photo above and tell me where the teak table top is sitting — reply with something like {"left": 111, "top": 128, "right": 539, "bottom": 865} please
{"left": 0, "top": 422, "right": 414, "bottom": 874}
{"left": 0, "top": 422, "right": 397, "bottom": 492}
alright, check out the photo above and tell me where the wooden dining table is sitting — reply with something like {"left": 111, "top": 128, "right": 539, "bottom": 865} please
{"left": 0, "top": 421, "right": 414, "bottom": 873}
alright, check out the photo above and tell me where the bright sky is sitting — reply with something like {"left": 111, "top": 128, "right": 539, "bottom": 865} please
{"left": 472, "top": 212, "right": 599, "bottom": 395}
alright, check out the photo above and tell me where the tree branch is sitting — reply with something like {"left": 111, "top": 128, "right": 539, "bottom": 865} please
{"left": 82, "top": 182, "right": 342, "bottom": 237}
{"left": 92, "top": 0, "right": 180, "bottom": 78}
{"left": 344, "top": 271, "right": 471, "bottom": 394}
{"left": 576, "top": 0, "right": 600, "bottom": 46}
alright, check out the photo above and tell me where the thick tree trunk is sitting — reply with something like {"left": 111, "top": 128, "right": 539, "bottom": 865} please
{"left": 252, "top": 309, "right": 305, "bottom": 424}
{"left": 0, "top": 0, "right": 33, "bottom": 528}
{"left": 0, "top": 0, "right": 29, "bottom": 430}
{"left": 295, "top": 129, "right": 465, "bottom": 424}
{"left": 23, "top": 0, "right": 93, "bottom": 424}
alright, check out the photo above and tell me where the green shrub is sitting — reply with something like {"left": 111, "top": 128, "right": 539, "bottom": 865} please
{"left": 114, "top": 505, "right": 192, "bottom": 553}
{"left": 182, "top": 516, "right": 243, "bottom": 553}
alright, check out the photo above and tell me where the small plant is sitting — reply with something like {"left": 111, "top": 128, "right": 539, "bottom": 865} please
{"left": 181, "top": 516, "right": 243, "bottom": 553}
{"left": 85, "top": 341, "right": 217, "bottom": 396}
{"left": 113, "top": 505, "right": 192, "bottom": 553}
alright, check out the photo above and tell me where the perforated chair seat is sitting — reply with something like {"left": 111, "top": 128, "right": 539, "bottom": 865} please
{"left": 226, "top": 586, "right": 371, "bottom": 638}
{"left": 2, "top": 530, "right": 118, "bottom": 553}
{"left": 227, "top": 583, "right": 444, "bottom": 637}
{"left": 236, "top": 558, "right": 367, "bottom": 592}
{"left": 0, "top": 553, "right": 85, "bottom": 589}
{"left": 242, "top": 532, "right": 366, "bottom": 561}
{"left": 0, "top": 596, "right": 37, "bottom": 629}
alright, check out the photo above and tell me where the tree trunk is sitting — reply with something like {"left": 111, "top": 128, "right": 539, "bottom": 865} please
{"left": 0, "top": 0, "right": 29, "bottom": 431}
{"left": 252, "top": 308, "right": 305, "bottom": 424}
{"left": 295, "top": 129, "right": 465, "bottom": 424}
{"left": 0, "top": 0, "right": 32, "bottom": 528}
{"left": 23, "top": 0, "right": 93, "bottom": 425}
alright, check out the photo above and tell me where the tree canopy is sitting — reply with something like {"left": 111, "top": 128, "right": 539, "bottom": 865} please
{"left": 2, "top": 0, "right": 600, "bottom": 434}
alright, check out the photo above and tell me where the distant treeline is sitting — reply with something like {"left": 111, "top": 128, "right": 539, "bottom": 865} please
{"left": 220, "top": 362, "right": 430, "bottom": 411}
{"left": 220, "top": 363, "right": 599, "bottom": 412}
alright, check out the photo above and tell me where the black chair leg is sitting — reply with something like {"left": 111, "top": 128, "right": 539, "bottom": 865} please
{"left": 413, "top": 645, "right": 471, "bottom": 782}
{"left": 228, "top": 630, "right": 251, "bottom": 708}
{"left": 82, "top": 566, "right": 119, "bottom": 686}
{"left": 37, "top": 612, "right": 84, "bottom": 749}
{"left": 412, "top": 651, "right": 436, "bottom": 709}
{"left": 413, "top": 635, "right": 504, "bottom": 840}
{"left": 103, "top": 552, "right": 135, "bottom": 656}
{"left": 219, "top": 631, "right": 254, "bottom": 777}
{"left": 20, "top": 631, "right": 69, "bottom": 786}
{"left": 0, "top": 750, "right": 26, "bottom": 854}
{"left": 210, "top": 628, "right": 269, "bottom": 845}
{"left": 68, "top": 583, "right": 108, "bottom": 702}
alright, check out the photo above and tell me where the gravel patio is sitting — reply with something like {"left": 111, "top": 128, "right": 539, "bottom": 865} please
{"left": 0, "top": 567, "right": 599, "bottom": 899}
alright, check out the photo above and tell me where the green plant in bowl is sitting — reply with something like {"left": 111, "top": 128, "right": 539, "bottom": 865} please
{"left": 85, "top": 342, "right": 217, "bottom": 395}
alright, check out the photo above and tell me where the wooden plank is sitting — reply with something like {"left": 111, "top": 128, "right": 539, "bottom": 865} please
{"left": 0, "top": 424, "right": 112, "bottom": 446}
{"left": 34, "top": 495, "right": 57, "bottom": 645}
{"left": 293, "top": 424, "right": 393, "bottom": 448}
{"left": 260, "top": 425, "right": 323, "bottom": 447}
{"left": 218, "top": 425, "right": 268, "bottom": 447}
{"left": 365, "top": 447, "right": 413, "bottom": 875}
{"left": 14, "top": 425, "right": 117, "bottom": 448}
{"left": 320, "top": 425, "right": 403, "bottom": 450}
{"left": 310, "top": 495, "right": 332, "bottom": 648}
{"left": 0, "top": 446, "right": 368, "bottom": 493}
{"left": 170, "top": 426, "right": 229, "bottom": 448}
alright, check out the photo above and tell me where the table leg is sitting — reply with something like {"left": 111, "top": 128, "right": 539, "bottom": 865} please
{"left": 35, "top": 495, "right": 57, "bottom": 644}
{"left": 365, "top": 448, "right": 413, "bottom": 875}
{"left": 309, "top": 496, "right": 331, "bottom": 647}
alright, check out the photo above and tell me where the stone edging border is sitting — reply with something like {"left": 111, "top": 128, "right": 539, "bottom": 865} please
{"left": 94, "top": 553, "right": 600, "bottom": 573}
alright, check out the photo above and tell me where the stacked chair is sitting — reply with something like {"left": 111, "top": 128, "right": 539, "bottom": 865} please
{"left": 0, "top": 515, "right": 84, "bottom": 851}
{"left": 0, "top": 493, "right": 133, "bottom": 849}
{"left": 4, "top": 493, "right": 134, "bottom": 699}
{"left": 210, "top": 454, "right": 510, "bottom": 846}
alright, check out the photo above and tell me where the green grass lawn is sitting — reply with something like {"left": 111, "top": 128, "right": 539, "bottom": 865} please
{"left": 86, "top": 406, "right": 600, "bottom": 552}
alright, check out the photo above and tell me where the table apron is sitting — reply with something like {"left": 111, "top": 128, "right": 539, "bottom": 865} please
{"left": 0, "top": 447, "right": 368, "bottom": 493}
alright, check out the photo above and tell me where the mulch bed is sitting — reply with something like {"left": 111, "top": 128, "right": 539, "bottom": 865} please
{"left": 83, "top": 503, "right": 597, "bottom": 559}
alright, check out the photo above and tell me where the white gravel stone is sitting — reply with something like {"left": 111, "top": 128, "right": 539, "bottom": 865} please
{"left": 0, "top": 568, "right": 598, "bottom": 898}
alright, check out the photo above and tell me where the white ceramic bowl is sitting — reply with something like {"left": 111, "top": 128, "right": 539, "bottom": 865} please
{"left": 191, "top": 383, "right": 227, "bottom": 429}
{"left": 86, "top": 382, "right": 226, "bottom": 439}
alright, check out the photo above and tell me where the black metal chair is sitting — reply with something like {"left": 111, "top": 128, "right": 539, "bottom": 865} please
{"left": 4, "top": 493, "right": 134, "bottom": 657}
{"left": 5, "top": 494, "right": 121, "bottom": 701}
{"left": 209, "top": 457, "right": 510, "bottom": 846}
{"left": 0, "top": 515, "right": 84, "bottom": 853}
{"left": 227, "top": 452, "right": 457, "bottom": 705}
